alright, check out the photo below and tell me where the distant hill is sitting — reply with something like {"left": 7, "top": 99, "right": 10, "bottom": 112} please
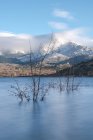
{"left": 0, "top": 42, "right": 93, "bottom": 68}
{"left": 58, "top": 59, "right": 93, "bottom": 76}
{"left": 0, "top": 55, "right": 24, "bottom": 64}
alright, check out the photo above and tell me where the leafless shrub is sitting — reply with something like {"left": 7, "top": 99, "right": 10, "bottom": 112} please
{"left": 10, "top": 34, "right": 57, "bottom": 102}
{"left": 58, "top": 77, "right": 65, "bottom": 92}
{"left": 10, "top": 80, "right": 30, "bottom": 102}
{"left": 65, "top": 65, "right": 81, "bottom": 93}
{"left": 28, "top": 34, "right": 57, "bottom": 102}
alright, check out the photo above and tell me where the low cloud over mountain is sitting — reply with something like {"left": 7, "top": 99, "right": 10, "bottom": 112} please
{"left": 0, "top": 29, "right": 93, "bottom": 55}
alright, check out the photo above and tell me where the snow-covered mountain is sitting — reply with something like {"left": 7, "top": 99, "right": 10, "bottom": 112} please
{"left": 17, "top": 42, "right": 93, "bottom": 64}
{"left": 0, "top": 41, "right": 93, "bottom": 65}
{"left": 56, "top": 42, "right": 93, "bottom": 57}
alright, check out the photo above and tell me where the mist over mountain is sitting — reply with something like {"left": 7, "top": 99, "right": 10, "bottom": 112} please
{"left": 0, "top": 41, "right": 93, "bottom": 66}
{"left": 0, "top": 31, "right": 93, "bottom": 65}
{"left": 0, "top": 30, "right": 93, "bottom": 55}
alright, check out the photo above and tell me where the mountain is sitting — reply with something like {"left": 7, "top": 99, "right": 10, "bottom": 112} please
{"left": 0, "top": 55, "right": 22, "bottom": 64}
{"left": 0, "top": 42, "right": 93, "bottom": 66}
{"left": 44, "top": 42, "right": 93, "bottom": 66}
{"left": 58, "top": 58, "right": 93, "bottom": 76}
{"left": 56, "top": 42, "right": 93, "bottom": 57}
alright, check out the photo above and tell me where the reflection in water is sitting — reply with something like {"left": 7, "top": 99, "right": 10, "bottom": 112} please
{"left": 0, "top": 77, "right": 93, "bottom": 140}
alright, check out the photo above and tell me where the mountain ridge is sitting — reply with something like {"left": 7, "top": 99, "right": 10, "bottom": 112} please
{"left": 0, "top": 41, "right": 93, "bottom": 66}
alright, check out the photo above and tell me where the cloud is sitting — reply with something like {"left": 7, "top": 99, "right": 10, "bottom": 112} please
{"left": 0, "top": 32, "right": 32, "bottom": 54}
{"left": 54, "top": 28, "right": 93, "bottom": 47}
{"left": 0, "top": 30, "right": 93, "bottom": 55}
{"left": 0, "top": 31, "right": 52, "bottom": 54}
{"left": 53, "top": 9, "right": 74, "bottom": 20}
{"left": 0, "top": 32, "right": 31, "bottom": 39}
{"left": 48, "top": 21, "right": 68, "bottom": 30}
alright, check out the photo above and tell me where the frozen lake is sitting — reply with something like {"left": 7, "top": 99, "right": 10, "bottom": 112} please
{"left": 0, "top": 77, "right": 93, "bottom": 140}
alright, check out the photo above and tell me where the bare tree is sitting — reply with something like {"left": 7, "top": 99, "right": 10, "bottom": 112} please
{"left": 28, "top": 34, "right": 56, "bottom": 101}
{"left": 9, "top": 34, "right": 58, "bottom": 102}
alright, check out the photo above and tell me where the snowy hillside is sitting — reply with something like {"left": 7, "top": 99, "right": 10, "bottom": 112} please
{"left": 0, "top": 40, "right": 93, "bottom": 65}
{"left": 17, "top": 42, "right": 93, "bottom": 64}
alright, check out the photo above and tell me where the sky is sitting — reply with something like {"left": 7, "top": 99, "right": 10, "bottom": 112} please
{"left": 0, "top": 0, "right": 93, "bottom": 35}
{"left": 0, "top": 0, "right": 93, "bottom": 53}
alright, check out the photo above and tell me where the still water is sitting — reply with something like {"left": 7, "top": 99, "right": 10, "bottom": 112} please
{"left": 0, "top": 77, "right": 93, "bottom": 140}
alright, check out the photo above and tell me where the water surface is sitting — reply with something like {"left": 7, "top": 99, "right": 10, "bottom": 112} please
{"left": 0, "top": 77, "right": 93, "bottom": 140}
